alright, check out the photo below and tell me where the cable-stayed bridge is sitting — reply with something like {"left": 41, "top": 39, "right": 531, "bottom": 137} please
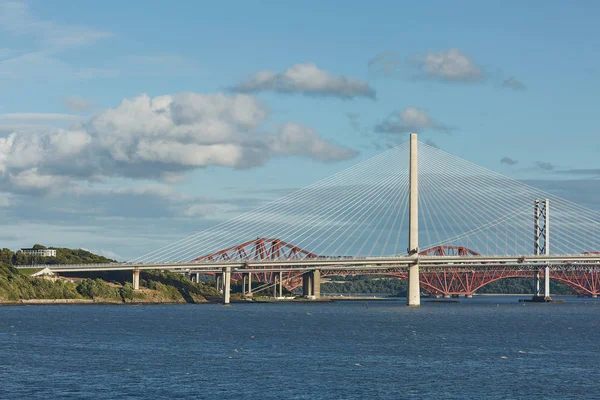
{"left": 25, "top": 134, "right": 600, "bottom": 304}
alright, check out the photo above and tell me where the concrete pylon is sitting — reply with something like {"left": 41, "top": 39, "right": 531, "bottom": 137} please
{"left": 223, "top": 267, "right": 231, "bottom": 305}
{"left": 132, "top": 269, "right": 140, "bottom": 291}
{"left": 407, "top": 133, "right": 420, "bottom": 306}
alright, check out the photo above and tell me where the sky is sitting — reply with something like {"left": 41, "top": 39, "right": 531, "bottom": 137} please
{"left": 0, "top": 0, "right": 599, "bottom": 260}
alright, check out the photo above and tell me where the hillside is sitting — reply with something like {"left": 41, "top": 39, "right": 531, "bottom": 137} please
{"left": 0, "top": 245, "right": 220, "bottom": 304}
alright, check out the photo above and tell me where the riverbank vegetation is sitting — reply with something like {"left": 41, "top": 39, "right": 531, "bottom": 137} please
{"left": 0, "top": 245, "right": 221, "bottom": 303}
{"left": 321, "top": 275, "right": 577, "bottom": 296}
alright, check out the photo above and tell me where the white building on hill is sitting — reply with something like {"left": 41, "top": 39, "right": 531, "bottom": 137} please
{"left": 20, "top": 248, "right": 57, "bottom": 257}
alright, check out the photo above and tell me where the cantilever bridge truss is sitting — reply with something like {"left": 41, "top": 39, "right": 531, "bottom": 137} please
{"left": 189, "top": 239, "right": 600, "bottom": 296}
{"left": 123, "top": 138, "right": 600, "bottom": 298}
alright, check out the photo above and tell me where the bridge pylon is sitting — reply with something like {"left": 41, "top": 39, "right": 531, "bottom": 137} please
{"left": 532, "top": 199, "right": 551, "bottom": 301}
{"left": 407, "top": 133, "right": 420, "bottom": 306}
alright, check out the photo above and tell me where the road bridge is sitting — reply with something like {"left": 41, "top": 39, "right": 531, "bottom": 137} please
{"left": 19, "top": 134, "right": 600, "bottom": 304}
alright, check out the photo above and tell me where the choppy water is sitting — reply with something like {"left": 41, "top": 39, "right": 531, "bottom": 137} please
{"left": 1, "top": 297, "right": 600, "bottom": 399}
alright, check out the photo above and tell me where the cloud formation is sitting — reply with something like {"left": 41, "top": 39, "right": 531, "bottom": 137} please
{"left": 374, "top": 107, "right": 452, "bottom": 134}
{"left": 502, "top": 77, "right": 526, "bottom": 91}
{"left": 500, "top": 156, "right": 518, "bottom": 166}
{"left": 232, "top": 63, "right": 376, "bottom": 100}
{"left": 369, "top": 49, "right": 526, "bottom": 90}
{"left": 413, "top": 49, "right": 483, "bottom": 82}
{"left": 0, "top": 92, "right": 356, "bottom": 194}
{"left": 535, "top": 161, "right": 555, "bottom": 171}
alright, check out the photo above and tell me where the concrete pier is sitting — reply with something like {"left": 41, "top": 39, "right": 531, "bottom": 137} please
{"left": 278, "top": 271, "right": 283, "bottom": 298}
{"left": 302, "top": 269, "right": 321, "bottom": 298}
{"left": 215, "top": 273, "right": 223, "bottom": 292}
{"left": 246, "top": 272, "right": 252, "bottom": 296}
{"left": 407, "top": 133, "right": 420, "bottom": 306}
{"left": 132, "top": 269, "right": 140, "bottom": 290}
{"left": 223, "top": 267, "right": 231, "bottom": 305}
{"left": 465, "top": 294, "right": 473, "bottom": 299}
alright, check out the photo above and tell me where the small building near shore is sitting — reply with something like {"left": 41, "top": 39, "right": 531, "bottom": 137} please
{"left": 31, "top": 267, "right": 58, "bottom": 281}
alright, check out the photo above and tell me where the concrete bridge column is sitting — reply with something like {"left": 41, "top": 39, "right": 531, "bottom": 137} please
{"left": 132, "top": 269, "right": 140, "bottom": 291}
{"left": 278, "top": 271, "right": 283, "bottom": 298}
{"left": 544, "top": 266, "right": 550, "bottom": 299}
{"left": 215, "top": 273, "right": 223, "bottom": 292}
{"left": 534, "top": 271, "right": 541, "bottom": 296}
{"left": 194, "top": 272, "right": 201, "bottom": 284}
{"left": 247, "top": 272, "right": 252, "bottom": 297}
{"left": 223, "top": 267, "right": 231, "bottom": 305}
{"left": 273, "top": 274, "right": 278, "bottom": 297}
{"left": 302, "top": 272, "right": 312, "bottom": 297}
{"left": 302, "top": 270, "right": 320, "bottom": 298}
{"left": 312, "top": 269, "right": 320, "bottom": 298}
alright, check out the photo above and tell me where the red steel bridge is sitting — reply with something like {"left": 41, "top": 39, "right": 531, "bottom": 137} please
{"left": 191, "top": 238, "right": 600, "bottom": 297}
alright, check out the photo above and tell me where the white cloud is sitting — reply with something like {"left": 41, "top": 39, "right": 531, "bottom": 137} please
{"left": 269, "top": 123, "right": 357, "bottom": 161}
{"left": 233, "top": 63, "right": 376, "bottom": 100}
{"left": 375, "top": 107, "right": 452, "bottom": 134}
{"left": 0, "top": 92, "right": 357, "bottom": 195}
{"left": 413, "top": 49, "right": 483, "bottom": 82}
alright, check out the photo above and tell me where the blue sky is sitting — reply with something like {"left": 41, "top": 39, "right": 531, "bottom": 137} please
{"left": 0, "top": 0, "right": 599, "bottom": 259}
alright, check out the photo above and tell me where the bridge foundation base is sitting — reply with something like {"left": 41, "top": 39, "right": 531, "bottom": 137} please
{"left": 593, "top": 295, "right": 598, "bottom": 299}
{"left": 465, "top": 294, "right": 473, "bottom": 299}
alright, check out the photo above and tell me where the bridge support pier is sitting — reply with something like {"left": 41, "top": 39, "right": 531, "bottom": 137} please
{"left": 194, "top": 272, "right": 201, "bottom": 284}
{"left": 132, "top": 269, "right": 140, "bottom": 291}
{"left": 247, "top": 273, "right": 253, "bottom": 296}
{"left": 302, "top": 269, "right": 320, "bottom": 298}
{"left": 242, "top": 273, "right": 253, "bottom": 297}
{"left": 215, "top": 273, "right": 223, "bottom": 292}
{"left": 223, "top": 267, "right": 231, "bottom": 305}
{"left": 278, "top": 271, "right": 283, "bottom": 297}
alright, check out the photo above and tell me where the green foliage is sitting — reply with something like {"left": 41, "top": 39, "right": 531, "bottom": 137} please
{"left": 12, "top": 246, "right": 116, "bottom": 266}
{"left": 477, "top": 278, "right": 575, "bottom": 295}
{"left": 141, "top": 270, "right": 220, "bottom": 298}
{"left": 120, "top": 282, "right": 135, "bottom": 301}
{"left": 76, "top": 278, "right": 121, "bottom": 300}
{"left": 321, "top": 275, "right": 408, "bottom": 296}
{"left": 321, "top": 275, "right": 576, "bottom": 296}
{"left": 0, "top": 263, "right": 81, "bottom": 301}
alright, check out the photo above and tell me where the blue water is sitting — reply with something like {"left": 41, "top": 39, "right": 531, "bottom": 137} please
{"left": 1, "top": 297, "right": 600, "bottom": 399}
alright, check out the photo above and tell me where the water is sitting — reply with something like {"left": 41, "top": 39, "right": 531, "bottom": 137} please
{"left": 1, "top": 297, "right": 600, "bottom": 399}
